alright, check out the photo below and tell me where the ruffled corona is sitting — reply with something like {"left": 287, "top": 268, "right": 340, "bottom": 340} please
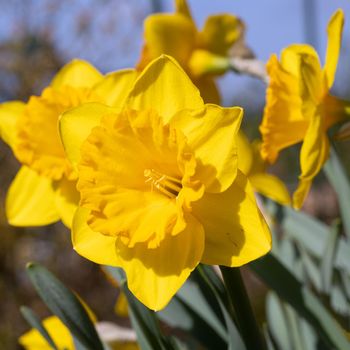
{"left": 78, "top": 109, "right": 204, "bottom": 249}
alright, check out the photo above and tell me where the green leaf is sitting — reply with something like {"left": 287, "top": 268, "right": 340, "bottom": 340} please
{"left": 104, "top": 266, "right": 177, "bottom": 350}
{"left": 330, "top": 283, "right": 349, "bottom": 317}
{"left": 26, "top": 262, "right": 104, "bottom": 350}
{"left": 250, "top": 254, "right": 350, "bottom": 349}
{"left": 281, "top": 206, "right": 350, "bottom": 275}
{"left": 159, "top": 269, "right": 227, "bottom": 349}
{"left": 320, "top": 220, "right": 340, "bottom": 294}
{"left": 266, "top": 293, "right": 292, "bottom": 350}
{"left": 197, "top": 265, "right": 246, "bottom": 350}
{"left": 323, "top": 147, "right": 350, "bottom": 238}
{"left": 20, "top": 306, "right": 59, "bottom": 350}
{"left": 300, "top": 248, "right": 322, "bottom": 292}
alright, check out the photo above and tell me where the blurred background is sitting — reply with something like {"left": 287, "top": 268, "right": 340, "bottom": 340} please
{"left": 1, "top": 0, "right": 350, "bottom": 348}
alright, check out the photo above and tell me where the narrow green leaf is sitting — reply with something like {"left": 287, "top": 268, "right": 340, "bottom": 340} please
{"left": 299, "top": 319, "right": 317, "bottom": 350}
{"left": 20, "top": 306, "right": 59, "bottom": 350}
{"left": 197, "top": 265, "right": 246, "bottom": 350}
{"left": 266, "top": 293, "right": 292, "bottom": 350}
{"left": 26, "top": 262, "right": 104, "bottom": 350}
{"left": 159, "top": 269, "right": 228, "bottom": 348}
{"left": 323, "top": 147, "right": 350, "bottom": 238}
{"left": 300, "top": 248, "right": 322, "bottom": 292}
{"left": 250, "top": 254, "right": 350, "bottom": 349}
{"left": 320, "top": 220, "right": 340, "bottom": 294}
{"left": 281, "top": 206, "right": 350, "bottom": 275}
{"left": 284, "top": 303, "right": 305, "bottom": 350}
{"left": 330, "top": 283, "right": 349, "bottom": 317}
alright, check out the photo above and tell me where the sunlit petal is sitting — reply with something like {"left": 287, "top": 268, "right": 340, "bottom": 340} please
{"left": 6, "top": 166, "right": 59, "bottom": 226}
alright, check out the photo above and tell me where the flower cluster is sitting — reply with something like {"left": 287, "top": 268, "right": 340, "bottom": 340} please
{"left": 1, "top": 1, "right": 350, "bottom": 347}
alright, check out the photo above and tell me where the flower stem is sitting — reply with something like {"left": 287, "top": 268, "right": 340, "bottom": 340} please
{"left": 220, "top": 266, "right": 266, "bottom": 350}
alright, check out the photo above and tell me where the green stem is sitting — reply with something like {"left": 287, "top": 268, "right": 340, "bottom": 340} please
{"left": 220, "top": 266, "right": 266, "bottom": 350}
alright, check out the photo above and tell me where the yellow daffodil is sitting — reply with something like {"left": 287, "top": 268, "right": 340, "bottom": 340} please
{"left": 59, "top": 55, "right": 271, "bottom": 310}
{"left": 19, "top": 315, "right": 75, "bottom": 350}
{"left": 237, "top": 131, "right": 290, "bottom": 205}
{"left": 137, "top": 0, "right": 245, "bottom": 103}
{"left": 19, "top": 315, "right": 139, "bottom": 350}
{"left": 259, "top": 9, "right": 347, "bottom": 209}
{"left": 0, "top": 60, "right": 137, "bottom": 227}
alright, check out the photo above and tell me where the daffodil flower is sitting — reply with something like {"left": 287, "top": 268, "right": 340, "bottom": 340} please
{"left": 0, "top": 60, "right": 137, "bottom": 227}
{"left": 137, "top": 0, "right": 246, "bottom": 103}
{"left": 259, "top": 9, "right": 347, "bottom": 209}
{"left": 59, "top": 55, "right": 271, "bottom": 310}
{"left": 19, "top": 315, "right": 139, "bottom": 350}
{"left": 19, "top": 316, "right": 75, "bottom": 350}
{"left": 237, "top": 131, "right": 290, "bottom": 205}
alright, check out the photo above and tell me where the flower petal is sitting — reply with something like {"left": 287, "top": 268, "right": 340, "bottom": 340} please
{"left": 293, "top": 114, "right": 329, "bottom": 209}
{"left": 59, "top": 102, "right": 118, "bottom": 168}
{"left": 192, "top": 170, "right": 271, "bottom": 267}
{"left": 93, "top": 69, "right": 138, "bottom": 107}
{"left": 6, "top": 166, "right": 60, "bottom": 226}
{"left": 116, "top": 214, "right": 204, "bottom": 310}
{"left": 50, "top": 59, "right": 103, "bottom": 90}
{"left": 0, "top": 101, "right": 25, "bottom": 149}
{"left": 72, "top": 207, "right": 119, "bottom": 266}
{"left": 127, "top": 55, "right": 203, "bottom": 123}
{"left": 260, "top": 54, "right": 309, "bottom": 163}
{"left": 19, "top": 316, "right": 74, "bottom": 350}
{"left": 198, "top": 14, "right": 243, "bottom": 56}
{"left": 324, "top": 9, "right": 344, "bottom": 89}
{"left": 54, "top": 178, "right": 79, "bottom": 228}
{"left": 140, "top": 13, "right": 196, "bottom": 69}
{"left": 249, "top": 173, "right": 291, "bottom": 206}
{"left": 236, "top": 131, "right": 253, "bottom": 175}
{"left": 175, "top": 0, "right": 192, "bottom": 18}
{"left": 171, "top": 104, "right": 242, "bottom": 193}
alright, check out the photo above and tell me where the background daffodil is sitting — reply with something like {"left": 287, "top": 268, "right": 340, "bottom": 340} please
{"left": 259, "top": 9, "right": 347, "bottom": 209}
{"left": 0, "top": 60, "right": 137, "bottom": 227}
{"left": 59, "top": 55, "right": 271, "bottom": 311}
{"left": 237, "top": 131, "right": 290, "bottom": 206}
{"left": 137, "top": 0, "right": 247, "bottom": 104}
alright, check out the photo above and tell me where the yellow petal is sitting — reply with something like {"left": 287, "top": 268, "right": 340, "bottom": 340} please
{"left": 172, "top": 104, "right": 242, "bottom": 193}
{"left": 72, "top": 207, "right": 119, "bottom": 266}
{"left": 293, "top": 114, "right": 329, "bottom": 209}
{"left": 324, "top": 9, "right": 344, "bottom": 89}
{"left": 59, "top": 102, "right": 118, "bottom": 168}
{"left": 141, "top": 13, "right": 196, "bottom": 68}
{"left": 198, "top": 14, "right": 243, "bottom": 56}
{"left": 283, "top": 44, "right": 323, "bottom": 105}
{"left": 50, "top": 59, "right": 103, "bottom": 90}
{"left": 0, "top": 101, "right": 25, "bottom": 149}
{"left": 116, "top": 214, "right": 204, "bottom": 310}
{"left": 54, "top": 177, "right": 79, "bottom": 228}
{"left": 192, "top": 170, "right": 271, "bottom": 266}
{"left": 175, "top": 0, "right": 192, "bottom": 19}
{"left": 127, "top": 55, "right": 203, "bottom": 123}
{"left": 6, "top": 166, "right": 60, "bottom": 226}
{"left": 236, "top": 131, "right": 253, "bottom": 175}
{"left": 19, "top": 316, "right": 74, "bottom": 350}
{"left": 260, "top": 54, "right": 309, "bottom": 163}
{"left": 93, "top": 69, "right": 138, "bottom": 108}
{"left": 249, "top": 173, "right": 291, "bottom": 206}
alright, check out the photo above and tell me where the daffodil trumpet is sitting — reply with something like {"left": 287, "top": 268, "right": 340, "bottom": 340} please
{"left": 59, "top": 55, "right": 271, "bottom": 310}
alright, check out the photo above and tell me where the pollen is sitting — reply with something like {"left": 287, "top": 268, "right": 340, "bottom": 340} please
{"left": 144, "top": 168, "right": 182, "bottom": 198}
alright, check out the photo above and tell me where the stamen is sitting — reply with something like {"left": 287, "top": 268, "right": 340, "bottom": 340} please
{"left": 144, "top": 169, "right": 182, "bottom": 198}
